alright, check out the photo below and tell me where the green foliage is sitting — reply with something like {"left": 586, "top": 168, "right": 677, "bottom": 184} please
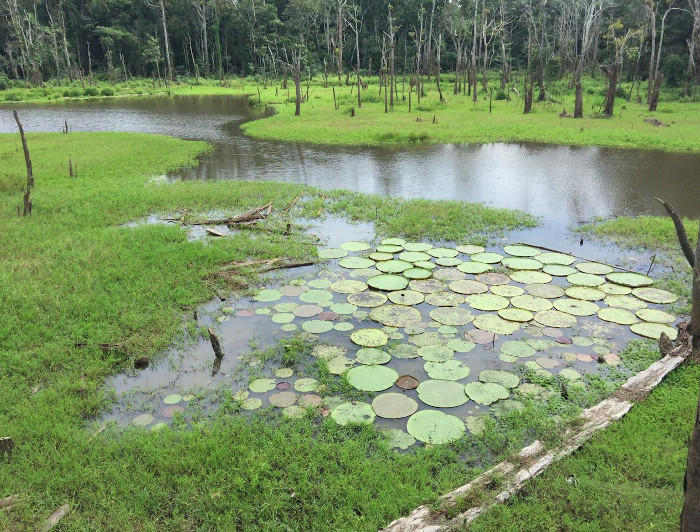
{"left": 101, "top": 87, "right": 115, "bottom": 96}
{"left": 662, "top": 54, "right": 686, "bottom": 87}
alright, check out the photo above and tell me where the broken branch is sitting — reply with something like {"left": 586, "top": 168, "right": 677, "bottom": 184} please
{"left": 655, "top": 198, "right": 695, "bottom": 267}
{"left": 208, "top": 327, "right": 224, "bottom": 359}
{"left": 39, "top": 503, "right": 70, "bottom": 532}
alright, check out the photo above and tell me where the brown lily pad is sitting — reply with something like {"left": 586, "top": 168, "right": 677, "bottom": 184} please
{"left": 465, "top": 329, "right": 498, "bottom": 344}
{"left": 276, "top": 381, "right": 291, "bottom": 390}
{"left": 318, "top": 311, "right": 339, "bottom": 321}
{"left": 475, "top": 272, "right": 510, "bottom": 285}
{"left": 293, "top": 305, "right": 323, "bottom": 318}
{"left": 237, "top": 309, "right": 256, "bottom": 317}
{"left": 396, "top": 375, "right": 420, "bottom": 390}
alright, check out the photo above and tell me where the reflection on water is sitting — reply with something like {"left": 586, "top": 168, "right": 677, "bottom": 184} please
{"left": 1, "top": 93, "right": 699, "bottom": 230}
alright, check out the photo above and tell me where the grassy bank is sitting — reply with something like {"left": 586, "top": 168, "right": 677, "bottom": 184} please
{"left": 2, "top": 75, "right": 700, "bottom": 152}
{"left": 0, "top": 131, "right": 545, "bottom": 530}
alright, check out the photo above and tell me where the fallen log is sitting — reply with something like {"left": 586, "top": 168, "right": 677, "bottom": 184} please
{"left": 39, "top": 503, "right": 70, "bottom": 532}
{"left": 161, "top": 203, "right": 273, "bottom": 226}
{"left": 205, "top": 228, "right": 224, "bottom": 237}
{"left": 221, "top": 257, "right": 290, "bottom": 271}
{"left": 0, "top": 494, "right": 20, "bottom": 509}
{"left": 259, "top": 260, "right": 315, "bottom": 273}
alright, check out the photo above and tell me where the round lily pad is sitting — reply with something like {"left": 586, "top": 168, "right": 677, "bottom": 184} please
{"left": 331, "top": 401, "right": 376, "bottom": 425}
{"left": 424, "top": 360, "right": 471, "bottom": 380}
{"left": 372, "top": 393, "right": 419, "bottom": 418}
{"left": 630, "top": 322, "right": 678, "bottom": 340}
{"left": 631, "top": 287, "right": 678, "bottom": 304}
{"left": 425, "top": 292, "right": 466, "bottom": 306}
{"left": 449, "top": 279, "right": 488, "bottom": 295}
{"left": 565, "top": 286, "right": 605, "bottom": 301}
{"left": 280, "top": 285, "right": 309, "bottom": 297}
{"left": 553, "top": 299, "right": 599, "bottom": 316}
{"left": 536, "top": 252, "right": 575, "bottom": 265}
{"left": 274, "top": 302, "right": 298, "bottom": 313}
{"left": 376, "top": 259, "right": 412, "bottom": 273}
{"left": 429, "top": 307, "right": 474, "bottom": 326}
{"left": 275, "top": 368, "right": 294, "bottom": 378}
{"left": 293, "top": 304, "right": 323, "bottom": 318}
{"left": 272, "top": 313, "right": 295, "bottom": 324}
{"left": 534, "top": 310, "right": 577, "bottom": 328}
{"left": 299, "top": 290, "right": 333, "bottom": 304}
{"left": 269, "top": 391, "right": 298, "bottom": 408}
{"left": 240, "top": 398, "right": 262, "bottom": 410}
{"left": 471, "top": 252, "right": 503, "bottom": 264}
{"left": 417, "top": 380, "right": 468, "bottom": 407}
{"left": 399, "top": 251, "right": 432, "bottom": 262}
{"left": 370, "top": 251, "right": 394, "bottom": 261}
{"left": 433, "top": 268, "right": 466, "bottom": 281}
{"left": 435, "top": 257, "right": 463, "bottom": 267}
{"left": 351, "top": 328, "right": 389, "bottom": 347}
{"left": 388, "top": 290, "right": 425, "bottom": 305}
{"left": 298, "top": 394, "right": 323, "bottom": 408}
{"left": 133, "top": 414, "right": 155, "bottom": 426}
{"left": 396, "top": 375, "right": 420, "bottom": 390}
{"left": 456, "top": 244, "right": 485, "bottom": 254}
{"left": 464, "top": 382, "right": 510, "bottom": 405}
{"left": 294, "top": 378, "right": 320, "bottom": 392}
{"left": 410, "top": 332, "right": 445, "bottom": 347}
{"left": 457, "top": 261, "right": 493, "bottom": 274}
{"left": 347, "top": 291, "right": 388, "bottom": 308}
{"left": 491, "top": 285, "right": 525, "bottom": 297}
{"left": 559, "top": 368, "right": 582, "bottom": 381}
{"left": 330, "top": 279, "right": 368, "bottom": 294}
{"left": 327, "top": 355, "right": 355, "bottom": 375}
{"left": 415, "top": 260, "right": 437, "bottom": 270}
{"left": 467, "top": 293, "right": 510, "bottom": 311}
{"left": 479, "top": 370, "right": 520, "bottom": 388}
{"left": 367, "top": 274, "right": 409, "bottom": 291}
{"left": 636, "top": 308, "right": 675, "bottom": 324}
{"left": 498, "top": 308, "right": 534, "bottom": 322}
{"left": 510, "top": 270, "right": 552, "bottom": 284}
{"left": 356, "top": 348, "right": 391, "bottom": 365}
{"left": 418, "top": 345, "right": 455, "bottom": 362}
{"left": 501, "top": 340, "right": 536, "bottom": 358}
{"left": 466, "top": 329, "right": 498, "bottom": 344}
{"left": 254, "top": 289, "right": 282, "bottom": 302}
{"left": 346, "top": 365, "right": 399, "bottom": 391}
{"left": 407, "top": 410, "right": 465, "bottom": 444}
{"left": 390, "top": 344, "right": 420, "bottom": 359}
{"left": 525, "top": 284, "right": 565, "bottom": 299}
{"left": 599, "top": 283, "right": 632, "bottom": 295}
{"left": 330, "top": 302, "right": 357, "bottom": 315}
{"left": 249, "top": 379, "right": 276, "bottom": 393}
{"left": 504, "top": 244, "right": 541, "bottom": 257}
{"left": 606, "top": 272, "right": 654, "bottom": 288}
{"left": 473, "top": 314, "right": 521, "bottom": 335}
{"left": 543, "top": 264, "right": 577, "bottom": 276}
{"left": 536, "top": 357, "right": 560, "bottom": 369}
{"left": 302, "top": 320, "right": 334, "bottom": 333}
{"left": 597, "top": 307, "right": 639, "bottom": 325}
{"left": 604, "top": 295, "right": 647, "bottom": 311}
{"left": 409, "top": 279, "right": 447, "bottom": 293}
{"left": 475, "top": 273, "right": 510, "bottom": 286}
{"left": 502, "top": 257, "right": 543, "bottom": 270}
{"left": 383, "top": 429, "right": 416, "bottom": 450}
{"left": 567, "top": 273, "right": 605, "bottom": 287}
{"left": 163, "top": 394, "right": 182, "bottom": 405}
{"left": 428, "top": 247, "right": 459, "bottom": 258}
{"left": 377, "top": 244, "right": 403, "bottom": 253}
{"left": 341, "top": 241, "right": 371, "bottom": 252}
{"left": 403, "top": 268, "right": 432, "bottom": 279}
{"left": 576, "top": 262, "right": 614, "bottom": 275}
{"left": 308, "top": 279, "right": 332, "bottom": 289}
{"left": 511, "top": 295, "right": 553, "bottom": 312}
{"left": 339, "top": 256, "right": 376, "bottom": 269}
{"left": 370, "top": 305, "right": 422, "bottom": 327}
{"left": 334, "top": 322, "right": 354, "bottom": 331}
{"left": 403, "top": 242, "right": 433, "bottom": 252}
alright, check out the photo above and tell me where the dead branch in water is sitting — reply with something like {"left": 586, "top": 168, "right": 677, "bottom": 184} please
{"left": 283, "top": 196, "right": 300, "bottom": 213}
{"left": 208, "top": 327, "right": 224, "bottom": 359}
{"left": 259, "top": 260, "right": 315, "bottom": 273}
{"left": 160, "top": 203, "right": 273, "bottom": 226}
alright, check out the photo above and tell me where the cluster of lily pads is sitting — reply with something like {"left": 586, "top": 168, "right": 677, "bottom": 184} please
{"left": 132, "top": 239, "right": 679, "bottom": 446}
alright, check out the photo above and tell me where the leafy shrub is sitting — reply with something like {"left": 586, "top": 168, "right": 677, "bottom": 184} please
{"left": 101, "top": 87, "right": 115, "bottom": 96}
{"left": 0, "top": 75, "right": 9, "bottom": 91}
{"left": 662, "top": 54, "right": 686, "bottom": 87}
{"left": 84, "top": 87, "right": 99, "bottom": 96}
{"left": 495, "top": 89, "right": 507, "bottom": 100}
{"left": 4, "top": 91, "right": 21, "bottom": 101}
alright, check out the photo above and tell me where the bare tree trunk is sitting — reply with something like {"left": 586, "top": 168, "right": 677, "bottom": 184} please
{"left": 602, "top": 64, "right": 618, "bottom": 116}
{"left": 294, "top": 63, "right": 301, "bottom": 116}
{"left": 159, "top": 0, "right": 173, "bottom": 85}
{"left": 13, "top": 110, "right": 33, "bottom": 216}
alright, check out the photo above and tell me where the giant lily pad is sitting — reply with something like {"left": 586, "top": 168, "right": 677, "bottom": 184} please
{"left": 559, "top": 368, "right": 582, "bottom": 381}
{"left": 390, "top": 344, "right": 420, "bottom": 359}
{"left": 597, "top": 307, "right": 639, "bottom": 325}
{"left": 403, "top": 268, "right": 432, "bottom": 279}
{"left": 308, "top": 279, "right": 332, "bottom": 289}
{"left": 429, "top": 307, "right": 474, "bottom": 326}
{"left": 272, "top": 313, "right": 295, "bottom": 324}
{"left": 327, "top": 355, "right": 355, "bottom": 375}
{"left": 330, "top": 279, "right": 368, "bottom": 294}
{"left": 536, "top": 252, "right": 575, "bottom": 265}
{"left": 467, "top": 293, "right": 510, "bottom": 311}
{"left": 347, "top": 291, "right": 388, "bottom": 308}
{"left": 510, "top": 271, "right": 552, "bottom": 284}
{"left": 576, "top": 262, "right": 614, "bottom": 275}
{"left": 567, "top": 273, "right": 605, "bottom": 287}
{"left": 447, "top": 339, "right": 476, "bottom": 352}
{"left": 630, "top": 322, "right": 678, "bottom": 340}
{"left": 543, "top": 264, "right": 577, "bottom": 276}
{"left": 636, "top": 308, "right": 675, "bottom": 324}
{"left": 367, "top": 274, "right": 409, "bottom": 291}
{"left": 351, "top": 328, "right": 389, "bottom": 347}
{"left": 372, "top": 393, "right": 419, "bottom": 418}
{"left": 464, "top": 382, "right": 510, "bottom": 405}
{"left": 293, "top": 304, "right": 323, "bottom": 317}
{"left": 346, "top": 365, "right": 399, "bottom": 391}
{"left": 503, "top": 244, "right": 541, "bottom": 257}
{"left": 403, "top": 242, "right": 433, "bottom": 252}
{"left": 376, "top": 260, "right": 412, "bottom": 273}
{"left": 341, "top": 241, "right": 371, "bottom": 252}
{"left": 356, "top": 348, "right": 391, "bottom": 365}
{"left": 449, "top": 279, "right": 488, "bottom": 295}
{"left": 502, "top": 257, "right": 543, "bottom": 270}
{"left": 606, "top": 272, "right": 654, "bottom": 288}
{"left": 370, "top": 305, "right": 422, "bottom": 327}
{"left": 599, "top": 283, "right": 633, "bottom": 295}
{"left": 299, "top": 290, "right": 333, "bottom": 304}
{"left": 565, "top": 286, "right": 605, "bottom": 301}
{"left": 331, "top": 401, "right": 376, "bottom": 425}
{"left": 133, "top": 414, "right": 155, "bottom": 426}
{"left": 388, "top": 290, "right": 425, "bottom": 305}
{"left": 525, "top": 284, "right": 565, "bottom": 299}
{"left": 399, "top": 251, "right": 432, "bottom": 262}
{"left": 424, "top": 360, "right": 471, "bottom": 380}
{"left": 377, "top": 244, "right": 403, "bottom": 254}
{"left": 631, "top": 287, "right": 678, "bottom": 304}
{"left": 370, "top": 251, "right": 393, "bottom": 262}
{"left": 249, "top": 379, "right": 276, "bottom": 393}
{"left": 318, "top": 248, "right": 349, "bottom": 259}
{"left": 435, "top": 257, "right": 463, "bottom": 267}
{"left": 476, "top": 273, "right": 511, "bottom": 285}
{"left": 330, "top": 302, "right": 357, "bottom": 315}
{"left": 383, "top": 429, "right": 416, "bottom": 449}
{"left": 280, "top": 285, "right": 309, "bottom": 297}
{"left": 269, "top": 391, "right": 298, "bottom": 408}
{"left": 407, "top": 410, "right": 465, "bottom": 444}
{"left": 409, "top": 279, "right": 447, "bottom": 293}
{"left": 294, "top": 378, "right": 319, "bottom": 392}
{"left": 604, "top": 295, "right": 647, "bottom": 311}
{"left": 457, "top": 262, "right": 493, "bottom": 274}
{"left": 553, "top": 299, "right": 600, "bottom": 316}
{"left": 381, "top": 237, "right": 406, "bottom": 246}
{"left": 456, "top": 244, "right": 485, "bottom": 254}
{"left": 418, "top": 345, "right": 455, "bottom": 362}
{"left": 534, "top": 310, "right": 577, "bottom": 328}
{"left": 498, "top": 308, "right": 534, "bottom": 322}
{"left": 479, "top": 370, "right": 520, "bottom": 388}
{"left": 417, "top": 380, "right": 468, "bottom": 407}
{"left": 471, "top": 252, "right": 504, "bottom": 264}
{"left": 473, "top": 314, "right": 521, "bottom": 335}
{"left": 425, "top": 292, "right": 466, "bottom": 306}
{"left": 428, "top": 247, "right": 459, "bottom": 258}
{"left": 433, "top": 268, "right": 467, "bottom": 281}
{"left": 491, "top": 285, "right": 525, "bottom": 297}
{"left": 500, "top": 340, "right": 536, "bottom": 358}
{"left": 339, "top": 257, "right": 376, "bottom": 269}
{"left": 302, "top": 320, "right": 334, "bottom": 333}
{"left": 410, "top": 332, "right": 446, "bottom": 347}
{"left": 511, "top": 295, "right": 553, "bottom": 312}
{"left": 254, "top": 289, "right": 282, "bottom": 302}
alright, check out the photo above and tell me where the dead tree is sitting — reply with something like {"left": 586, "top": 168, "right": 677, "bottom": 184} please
{"left": 656, "top": 198, "right": 700, "bottom": 531}
{"left": 13, "top": 110, "right": 33, "bottom": 216}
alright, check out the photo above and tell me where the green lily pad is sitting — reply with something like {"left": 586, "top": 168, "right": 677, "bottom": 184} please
{"left": 636, "top": 308, "right": 675, "bottom": 324}
{"left": 446, "top": 339, "right": 476, "bottom": 352}
{"left": 403, "top": 268, "right": 432, "bottom": 279}
{"left": 241, "top": 398, "right": 262, "bottom": 410}
{"left": 388, "top": 290, "right": 425, "bottom": 305}
{"left": 334, "top": 322, "right": 354, "bottom": 331}
{"left": 274, "top": 302, "right": 298, "bottom": 312}
{"left": 415, "top": 260, "right": 437, "bottom": 270}
{"left": 599, "top": 283, "right": 633, "bottom": 295}
{"left": 351, "top": 328, "right": 389, "bottom": 347}
{"left": 163, "top": 394, "right": 182, "bottom": 405}
{"left": 331, "top": 401, "right": 376, "bottom": 425}
{"left": 299, "top": 290, "right": 333, "bottom": 304}
{"left": 501, "top": 257, "right": 543, "bottom": 270}
{"left": 424, "top": 248, "right": 457, "bottom": 259}
{"left": 604, "top": 295, "right": 647, "bottom": 311}
{"left": 559, "top": 368, "right": 582, "bottom": 381}
{"left": 510, "top": 271, "right": 552, "bottom": 284}
{"left": 407, "top": 410, "right": 466, "bottom": 444}
{"left": 347, "top": 291, "right": 388, "bottom": 308}
{"left": 424, "top": 360, "right": 471, "bottom": 380}
{"left": 597, "top": 307, "right": 639, "bottom": 325}
{"left": 280, "top": 285, "right": 308, "bottom": 297}
{"left": 464, "top": 382, "right": 510, "bottom": 405}
{"left": 473, "top": 314, "right": 521, "bottom": 335}
{"left": 339, "top": 256, "right": 376, "bottom": 269}
{"left": 631, "top": 287, "right": 678, "bottom": 304}
{"left": 606, "top": 272, "right": 655, "bottom": 288}
{"left": 383, "top": 429, "right": 416, "bottom": 449}
{"left": 553, "top": 299, "right": 600, "bottom": 316}
{"left": 479, "top": 370, "right": 520, "bottom": 388}
{"left": 302, "top": 320, "right": 334, "bottom": 333}
{"left": 376, "top": 259, "right": 412, "bottom": 273}
{"left": 346, "top": 365, "right": 399, "bottom": 391}
{"left": 449, "top": 279, "right": 488, "bottom": 295}
{"left": 389, "top": 344, "right": 420, "bottom": 359}
{"left": 501, "top": 340, "right": 536, "bottom": 358}
{"left": 456, "top": 244, "right": 486, "bottom": 254}
{"left": 367, "top": 274, "right": 409, "bottom": 291}
{"left": 418, "top": 344, "right": 455, "bottom": 362}
{"left": 475, "top": 273, "right": 510, "bottom": 286}
{"left": 411, "top": 331, "right": 446, "bottom": 347}
{"left": 133, "top": 414, "right": 155, "bottom": 426}
{"left": 255, "top": 308, "right": 271, "bottom": 315}
{"left": 534, "top": 310, "right": 577, "bottom": 328}
{"left": 467, "top": 293, "right": 510, "bottom": 311}
{"left": 249, "top": 379, "right": 276, "bottom": 393}
{"left": 567, "top": 273, "right": 605, "bottom": 287}
{"left": 536, "top": 357, "right": 560, "bottom": 369}
{"left": 498, "top": 308, "right": 534, "bottom": 322}
{"left": 543, "top": 264, "right": 577, "bottom": 276}
{"left": 409, "top": 279, "right": 447, "bottom": 293}
{"left": 536, "top": 252, "right": 575, "bottom": 265}
{"left": 630, "top": 322, "right": 678, "bottom": 340}
{"left": 312, "top": 345, "right": 346, "bottom": 362}
{"left": 372, "top": 393, "right": 419, "bottom": 418}
{"left": 341, "top": 241, "right": 371, "bottom": 252}
{"left": 327, "top": 355, "right": 356, "bottom": 375}
{"left": 457, "top": 261, "right": 493, "bottom": 274}
{"left": 429, "top": 307, "right": 474, "bottom": 326}
{"left": 269, "top": 391, "right": 298, "bottom": 408}
{"left": 370, "top": 251, "right": 394, "bottom": 261}
{"left": 491, "top": 285, "right": 525, "bottom": 297}
{"left": 432, "top": 268, "right": 466, "bottom": 281}
{"left": 356, "top": 348, "right": 391, "bottom": 365}
{"left": 435, "top": 257, "right": 463, "bottom": 267}
{"left": 576, "top": 262, "right": 614, "bottom": 275}
{"left": 565, "top": 286, "right": 605, "bottom": 301}
{"left": 403, "top": 242, "right": 433, "bottom": 252}
{"left": 417, "top": 380, "right": 468, "bottom": 407}
{"left": 254, "top": 289, "right": 282, "bottom": 302}
{"left": 330, "top": 302, "right": 358, "bottom": 314}
{"left": 399, "top": 251, "right": 432, "bottom": 262}
{"left": 370, "top": 304, "right": 422, "bottom": 327}
{"left": 526, "top": 284, "right": 565, "bottom": 299}
{"left": 294, "top": 378, "right": 320, "bottom": 392}
{"left": 272, "top": 312, "right": 295, "bottom": 324}
{"left": 471, "top": 252, "right": 504, "bottom": 264}
{"left": 377, "top": 244, "right": 403, "bottom": 253}
{"left": 275, "top": 368, "right": 294, "bottom": 378}
{"left": 330, "top": 279, "right": 368, "bottom": 294}
{"left": 308, "top": 278, "right": 332, "bottom": 289}
{"left": 503, "top": 244, "right": 541, "bottom": 257}
{"left": 511, "top": 295, "right": 553, "bottom": 312}
{"left": 425, "top": 292, "right": 466, "bottom": 306}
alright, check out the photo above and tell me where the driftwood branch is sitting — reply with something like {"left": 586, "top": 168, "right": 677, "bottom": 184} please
{"left": 39, "top": 503, "right": 70, "bottom": 532}
{"left": 160, "top": 203, "right": 273, "bottom": 226}
{"left": 0, "top": 494, "right": 20, "bottom": 509}
{"left": 259, "top": 260, "right": 314, "bottom": 273}
{"left": 208, "top": 328, "right": 224, "bottom": 359}
{"left": 655, "top": 198, "right": 695, "bottom": 267}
